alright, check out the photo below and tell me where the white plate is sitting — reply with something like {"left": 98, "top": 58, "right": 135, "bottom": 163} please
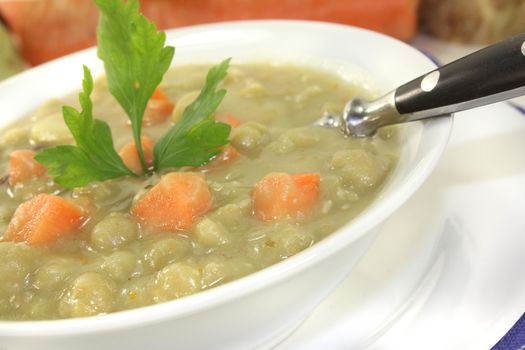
{"left": 275, "top": 102, "right": 525, "bottom": 349}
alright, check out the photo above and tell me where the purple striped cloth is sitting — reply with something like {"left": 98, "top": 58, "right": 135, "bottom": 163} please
{"left": 492, "top": 312, "right": 525, "bottom": 350}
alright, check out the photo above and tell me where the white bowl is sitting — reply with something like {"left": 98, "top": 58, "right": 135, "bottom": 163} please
{"left": 0, "top": 21, "right": 452, "bottom": 350}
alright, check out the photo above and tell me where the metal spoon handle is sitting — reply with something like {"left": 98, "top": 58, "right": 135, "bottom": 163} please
{"left": 341, "top": 33, "right": 525, "bottom": 137}
{"left": 395, "top": 32, "right": 525, "bottom": 118}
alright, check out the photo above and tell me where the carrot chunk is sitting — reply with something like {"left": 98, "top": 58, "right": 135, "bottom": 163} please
{"left": 131, "top": 172, "right": 212, "bottom": 232}
{"left": 200, "top": 144, "right": 240, "bottom": 171}
{"left": 3, "top": 193, "right": 85, "bottom": 245}
{"left": 9, "top": 149, "right": 47, "bottom": 187}
{"left": 119, "top": 135, "right": 154, "bottom": 175}
{"left": 216, "top": 113, "right": 241, "bottom": 128}
{"left": 151, "top": 87, "right": 169, "bottom": 100}
{"left": 252, "top": 172, "right": 320, "bottom": 221}
{"left": 142, "top": 87, "right": 174, "bottom": 126}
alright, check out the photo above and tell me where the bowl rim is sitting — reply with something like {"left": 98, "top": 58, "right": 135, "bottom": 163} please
{"left": 0, "top": 19, "right": 452, "bottom": 335}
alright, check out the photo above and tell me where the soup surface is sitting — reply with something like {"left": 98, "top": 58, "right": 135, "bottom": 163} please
{"left": 0, "top": 63, "right": 399, "bottom": 320}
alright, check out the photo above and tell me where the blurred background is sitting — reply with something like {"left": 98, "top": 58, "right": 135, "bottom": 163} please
{"left": 1, "top": 0, "right": 525, "bottom": 80}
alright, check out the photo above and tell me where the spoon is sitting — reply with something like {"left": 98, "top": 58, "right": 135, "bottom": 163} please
{"left": 316, "top": 32, "right": 525, "bottom": 137}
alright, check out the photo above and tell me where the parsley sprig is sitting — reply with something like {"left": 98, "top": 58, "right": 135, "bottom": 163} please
{"left": 36, "top": 0, "right": 231, "bottom": 189}
{"left": 95, "top": 0, "right": 174, "bottom": 174}
{"left": 34, "top": 66, "right": 134, "bottom": 188}
{"left": 154, "top": 58, "right": 232, "bottom": 170}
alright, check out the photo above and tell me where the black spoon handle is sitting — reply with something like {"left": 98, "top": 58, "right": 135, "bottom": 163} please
{"left": 395, "top": 32, "right": 525, "bottom": 116}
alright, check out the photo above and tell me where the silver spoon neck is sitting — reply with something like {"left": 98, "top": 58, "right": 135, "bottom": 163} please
{"left": 342, "top": 91, "right": 401, "bottom": 137}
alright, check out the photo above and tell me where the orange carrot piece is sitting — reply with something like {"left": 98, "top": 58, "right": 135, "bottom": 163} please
{"left": 142, "top": 87, "right": 174, "bottom": 126}
{"left": 200, "top": 144, "right": 241, "bottom": 171}
{"left": 252, "top": 172, "right": 320, "bottom": 221}
{"left": 3, "top": 193, "right": 86, "bottom": 245}
{"left": 216, "top": 113, "right": 241, "bottom": 128}
{"left": 131, "top": 172, "right": 212, "bottom": 232}
{"left": 0, "top": 0, "right": 416, "bottom": 65}
{"left": 151, "top": 87, "right": 169, "bottom": 100}
{"left": 119, "top": 135, "right": 154, "bottom": 175}
{"left": 9, "top": 149, "right": 47, "bottom": 186}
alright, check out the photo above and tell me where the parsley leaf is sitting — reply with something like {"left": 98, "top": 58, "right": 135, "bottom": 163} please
{"left": 35, "top": 0, "right": 232, "bottom": 189}
{"left": 35, "top": 66, "right": 134, "bottom": 189}
{"left": 95, "top": 0, "right": 175, "bottom": 174}
{"left": 153, "top": 58, "right": 231, "bottom": 170}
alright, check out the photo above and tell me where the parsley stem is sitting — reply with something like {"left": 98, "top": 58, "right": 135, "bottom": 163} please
{"left": 132, "top": 129, "right": 149, "bottom": 175}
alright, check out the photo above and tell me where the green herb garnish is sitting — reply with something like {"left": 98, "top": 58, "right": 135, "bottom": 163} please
{"left": 34, "top": 66, "right": 134, "bottom": 188}
{"left": 154, "top": 58, "right": 231, "bottom": 170}
{"left": 95, "top": 0, "right": 174, "bottom": 174}
{"left": 36, "top": 0, "right": 231, "bottom": 189}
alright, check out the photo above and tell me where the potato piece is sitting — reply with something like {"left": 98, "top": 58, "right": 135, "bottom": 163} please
{"left": 9, "top": 177, "right": 60, "bottom": 202}
{"left": 99, "top": 251, "right": 138, "bottom": 282}
{"left": 245, "top": 224, "right": 313, "bottom": 263}
{"left": 142, "top": 237, "right": 191, "bottom": 271}
{"left": 320, "top": 174, "right": 359, "bottom": 207}
{"left": 152, "top": 262, "right": 201, "bottom": 301}
{"left": 211, "top": 203, "right": 247, "bottom": 227}
{"left": 201, "top": 256, "right": 255, "bottom": 288}
{"left": 30, "top": 113, "right": 73, "bottom": 146}
{"left": 270, "top": 126, "right": 320, "bottom": 153}
{"left": 0, "top": 127, "right": 29, "bottom": 148}
{"left": 31, "top": 99, "right": 63, "bottom": 119}
{"left": 90, "top": 213, "right": 138, "bottom": 251}
{"left": 0, "top": 206, "right": 13, "bottom": 229}
{"left": 286, "top": 126, "right": 320, "bottom": 147}
{"left": 32, "top": 257, "right": 80, "bottom": 291}
{"left": 331, "top": 149, "right": 389, "bottom": 193}
{"left": 0, "top": 242, "right": 34, "bottom": 286}
{"left": 269, "top": 224, "right": 314, "bottom": 258}
{"left": 294, "top": 85, "right": 322, "bottom": 103}
{"left": 171, "top": 90, "right": 200, "bottom": 123}
{"left": 120, "top": 276, "right": 155, "bottom": 309}
{"left": 241, "top": 79, "right": 267, "bottom": 98}
{"left": 269, "top": 134, "right": 294, "bottom": 154}
{"left": 29, "top": 297, "right": 56, "bottom": 319}
{"left": 230, "top": 121, "right": 269, "bottom": 154}
{"left": 207, "top": 180, "right": 245, "bottom": 204}
{"left": 72, "top": 181, "right": 120, "bottom": 202}
{"left": 59, "top": 272, "right": 116, "bottom": 317}
{"left": 224, "top": 66, "right": 245, "bottom": 84}
{"left": 194, "top": 218, "right": 231, "bottom": 247}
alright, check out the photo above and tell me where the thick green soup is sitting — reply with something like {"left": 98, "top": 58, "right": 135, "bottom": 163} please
{"left": 0, "top": 63, "right": 399, "bottom": 320}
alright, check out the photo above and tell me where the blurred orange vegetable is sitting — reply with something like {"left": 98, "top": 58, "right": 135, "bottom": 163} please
{"left": 0, "top": 0, "right": 99, "bottom": 65}
{"left": 142, "top": 87, "right": 175, "bottom": 126}
{"left": 9, "top": 149, "right": 47, "bottom": 186}
{"left": 118, "top": 135, "right": 154, "bottom": 175}
{"left": 216, "top": 113, "right": 241, "bottom": 128}
{"left": 3, "top": 193, "right": 86, "bottom": 245}
{"left": 0, "top": 0, "right": 418, "bottom": 65}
